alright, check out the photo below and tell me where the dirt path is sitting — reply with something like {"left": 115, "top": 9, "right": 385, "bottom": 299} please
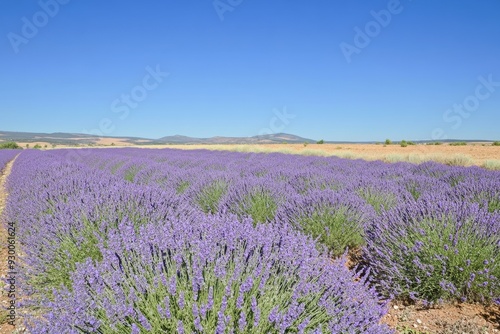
{"left": 0, "top": 156, "right": 22, "bottom": 334}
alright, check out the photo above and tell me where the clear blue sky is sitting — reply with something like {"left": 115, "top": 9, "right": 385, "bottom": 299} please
{"left": 1, "top": 0, "right": 499, "bottom": 141}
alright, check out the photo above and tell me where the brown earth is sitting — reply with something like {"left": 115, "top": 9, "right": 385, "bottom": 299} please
{"left": 383, "top": 302, "right": 500, "bottom": 333}
{"left": 345, "top": 251, "right": 500, "bottom": 333}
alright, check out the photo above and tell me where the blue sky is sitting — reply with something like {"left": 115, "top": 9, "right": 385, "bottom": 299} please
{"left": 1, "top": 0, "right": 499, "bottom": 141}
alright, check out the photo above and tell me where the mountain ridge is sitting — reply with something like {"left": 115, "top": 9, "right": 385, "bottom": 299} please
{"left": 0, "top": 131, "right": 495, "bottom": 146}
{"left": 0, "top": 131, "right": 316, "bottom": 145}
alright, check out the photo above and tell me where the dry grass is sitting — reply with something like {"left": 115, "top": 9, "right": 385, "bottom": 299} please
{"left": 150, "top": 143, "right": 499, "bottom": 168}
{"left": 483, "top": 160, "right": 500, "bottom": 171}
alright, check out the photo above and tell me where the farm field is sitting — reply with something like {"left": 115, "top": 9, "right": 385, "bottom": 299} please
{"left": 141, "top": 143, "right": 500, "bottom": 169}
{"left": 14, "top": 142, "right": 500, "bottom": 169}
{"left": 0, "top": 148, "right": 499, "bottom": 333}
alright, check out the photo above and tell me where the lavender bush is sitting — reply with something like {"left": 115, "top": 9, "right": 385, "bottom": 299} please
{"left": 219, "top": 178, "right": 289, "bottom": 224}
{"left": 278, "top": 189, "right": 375, "bottom": 256}
{"left": 30, "top": 215, "right": 392, "bottom": 333}
{"left": 0, "top": 150, "right": 18, "bottom": 171}
{"left": 5, "top": 151, "right": 188, "bottom": 298}
{"left": 364, "top": 195, "right": 500, "bottom": 305}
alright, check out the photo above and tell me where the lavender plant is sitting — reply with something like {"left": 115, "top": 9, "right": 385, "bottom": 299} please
{"left": 278, "top": 190, "right": 375, "bottom": 256}
{"left": 221, "top": 179, "right": 285, "bottom": 225}
{"left": 30, "top": 215, "right": 392, "bottom": 333}
{"left": 356, "top": 186, "right": 397, "bottom": 214}
{"left": 364, "top": 195, "right": 500, "bottom": 305}
{"left": 0, "top": 150, "right": 18, "bottom": 171}
{"left": 195, "top": 179, "right": 228, "bottom": 214}
{"left": 5, "top": 151, "right": 188, "bottom": 299}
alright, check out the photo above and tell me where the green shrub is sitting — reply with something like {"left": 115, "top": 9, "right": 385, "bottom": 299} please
{"left": 0, "top": 141, "right": 22, "bottom": 149}
{"left": 33, "top": 144, "right": 42, "bottom": 149}
{"left": 400, "top": 140, "right": 408, "bottom": 147}
{"left": 492, "top": 141, "right": 500, "bottom": 146}
{"left": 385, "top": 139, "right": 392, "bottom": 145}
{"left": 317, "top": 139, "right": 324, "bottom": 144}
{"left": 449, "top": 142, "right": 467, "bottom": 146}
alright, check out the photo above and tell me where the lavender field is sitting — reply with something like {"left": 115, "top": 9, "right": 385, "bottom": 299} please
{"left": 2, "top": 148, "right": 500, "bottom": 333}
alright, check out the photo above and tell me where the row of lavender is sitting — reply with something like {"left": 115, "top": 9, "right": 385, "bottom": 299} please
{"left": 70, "top": 148, "right": 500, "bottom": 305}
{"left": 5, "top": 150, "right": 392, "bottom": 333}
{"left": 0, "top": 150, "right": 18, "bottom": 172}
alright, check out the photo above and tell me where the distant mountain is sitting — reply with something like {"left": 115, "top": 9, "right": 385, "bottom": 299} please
{"left": 0, "top": 131, "right": 494, "bottom": 146}
{"left": 155, "top": 133, "right": 316, "bottom": 144}
{"left": 0, "top": 131, "right": 152, "bottom": 145}
{"left": 0, "top": 131, "right": 316, "bottom": 145}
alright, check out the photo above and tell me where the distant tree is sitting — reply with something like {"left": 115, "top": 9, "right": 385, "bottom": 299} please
{"left": 400, "top": 140, "right": 408, "bottom": 147}
{"left": 385, "top": 139, "right": 392, "bottom": 145}
{"left": 26, "top": 144, "right": 30, "bottom": 149}
{"left": 0, "top": 142, "right": 22, "bottom": 149}
{"left": 111, "top": 143, "right": 115, "bottom": 146}
{"left": 33, "top": 144, "right": 42, "bottom": 149}
{"left": 303, "top": 142, "right": 309, "bottom": 147}
{"left": 492, "top": 141, "right": 500, "bottom": 146}
{"left": 317, "top": 139, "right": 324, "bottom": 144}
